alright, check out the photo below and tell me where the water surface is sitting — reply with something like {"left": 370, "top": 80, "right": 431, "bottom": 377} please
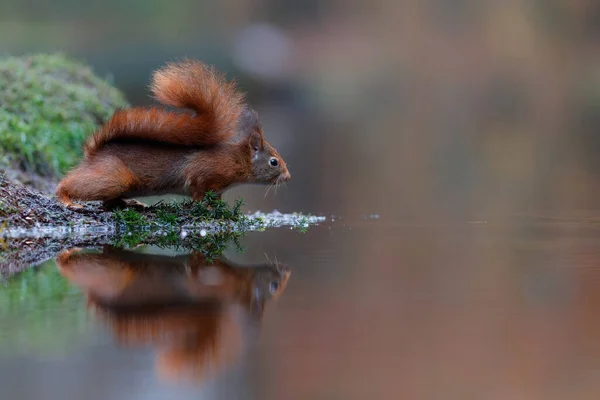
{"left": 3, "top": 214, "right": 600, "bottom": 399}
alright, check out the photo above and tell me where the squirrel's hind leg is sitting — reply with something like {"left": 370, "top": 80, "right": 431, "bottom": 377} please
{"left": 56, "top": 185, "right": 84, "bottom": 209}
{"left": 56, "top": 157, "right": 140, "bottom": 209}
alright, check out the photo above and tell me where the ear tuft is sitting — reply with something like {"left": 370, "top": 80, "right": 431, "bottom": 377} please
{"left": 249, "top": 130, "right": 263, "bottom": 152}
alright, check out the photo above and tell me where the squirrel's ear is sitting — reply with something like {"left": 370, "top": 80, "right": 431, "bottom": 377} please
{"left": 249, "top": 130, "right": 264, "bottom": 153}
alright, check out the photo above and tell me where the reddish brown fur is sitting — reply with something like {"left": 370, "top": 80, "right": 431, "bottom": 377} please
{"left": 85, "top": 60, "right": 244, "bottom": 155}
{"left": 56, "top": 59, "right": 290, "bottom": 208}
{"left": 56, "top": 247, "right": 291, "bottom": 383}
{"left": 56, "top": 247, "right": 290, "bottom": 309}
{"left": 84, "top": 108, "right": 233, "bottom": 156}
{"left": 150, "top": 60, "right": 244, "bottom": 134}
{"left": 57, "top": 154, "right": 142, "bottom": 207}
{"left": 57, "top": 141, "right": 254, "bottom": 205}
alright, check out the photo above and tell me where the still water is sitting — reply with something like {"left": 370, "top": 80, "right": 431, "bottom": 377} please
{"left": 3, "top": 214, "right": 600, "bottom": 399}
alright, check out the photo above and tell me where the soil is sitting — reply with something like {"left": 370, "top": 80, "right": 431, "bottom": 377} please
{"left": 0, "top": 174, "right": 112, "bottom": 229}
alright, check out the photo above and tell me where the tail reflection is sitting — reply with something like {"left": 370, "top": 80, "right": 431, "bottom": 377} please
{"left": 56, "top": 246, "right": 291, "bottom": 384}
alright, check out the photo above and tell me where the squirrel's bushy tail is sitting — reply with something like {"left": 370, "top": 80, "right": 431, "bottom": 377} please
{"left": 151, "top": 59, "right": 245, "bottom": 138}
{"left": 84, "top": 60, "right": 245, "bottom": 155}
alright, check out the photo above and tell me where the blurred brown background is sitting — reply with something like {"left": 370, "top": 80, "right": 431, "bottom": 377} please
{"left": 3, "top": 0, "right": 599, "bottom": 219}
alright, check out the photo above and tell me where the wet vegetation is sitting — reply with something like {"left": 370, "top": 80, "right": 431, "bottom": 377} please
{"left": 111, "top": 192, "right": 248, "bottom": 260}
{"left": 114, "top": 192, "right": 246, "bottom": 232}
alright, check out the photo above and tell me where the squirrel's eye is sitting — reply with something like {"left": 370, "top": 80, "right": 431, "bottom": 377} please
{"left": 270, "top": 281, "right": 279, "bottom": 294}
{"left": 269, "top": 157, "right": 278, "bottom": 167}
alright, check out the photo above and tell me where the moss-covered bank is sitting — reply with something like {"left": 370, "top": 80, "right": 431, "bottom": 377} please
{"left": 0, "top": 53, "right": 128, "bottom": 191}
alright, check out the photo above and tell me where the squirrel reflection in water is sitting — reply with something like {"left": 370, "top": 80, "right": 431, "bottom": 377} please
{"left": 56, "top": 246, "right": 290, "bottom": 384}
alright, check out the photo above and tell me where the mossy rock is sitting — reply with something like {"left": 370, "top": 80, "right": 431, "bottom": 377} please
{"left": 0, "top": 54, "right": 128, "bottom": 178}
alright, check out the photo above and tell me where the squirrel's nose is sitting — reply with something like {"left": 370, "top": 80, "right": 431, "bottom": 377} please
{"left": 282, "top": 171, "right": 291, "bottom": 181}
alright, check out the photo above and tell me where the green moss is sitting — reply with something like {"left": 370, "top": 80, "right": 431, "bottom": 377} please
{"left": 296, "top": 216, "right": 310, "bottom": 233}
{"left": 0, "top": 53, "right": 128, "bottom": 177}
{"left": 113, "top": 192, "right": 246, "bottom": 233}
{"left": 171, "top": 192, "right": 246, "bottom": 222}
{"left": 113, "top": 208, "right": 148, "bottom": 227}
{"left": 0, "top": 200, "right": 17, "bottom": 217}
{"left": 122, "top": 231, "right": 245, "bottom": 263}
{"left": 156, "top": 209, "right": 178, "bottom": 225}
{"left": 111, "top": 192, "right": 248, "bottom": 261}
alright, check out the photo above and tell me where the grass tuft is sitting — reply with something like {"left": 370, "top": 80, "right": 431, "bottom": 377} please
{"left": 111, "top": 192, "right": 249, "bottom": 260}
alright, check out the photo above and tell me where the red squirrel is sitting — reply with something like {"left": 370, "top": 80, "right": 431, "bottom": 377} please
{"left": 56, "top": 60, "right": 291, "bottom": 209}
